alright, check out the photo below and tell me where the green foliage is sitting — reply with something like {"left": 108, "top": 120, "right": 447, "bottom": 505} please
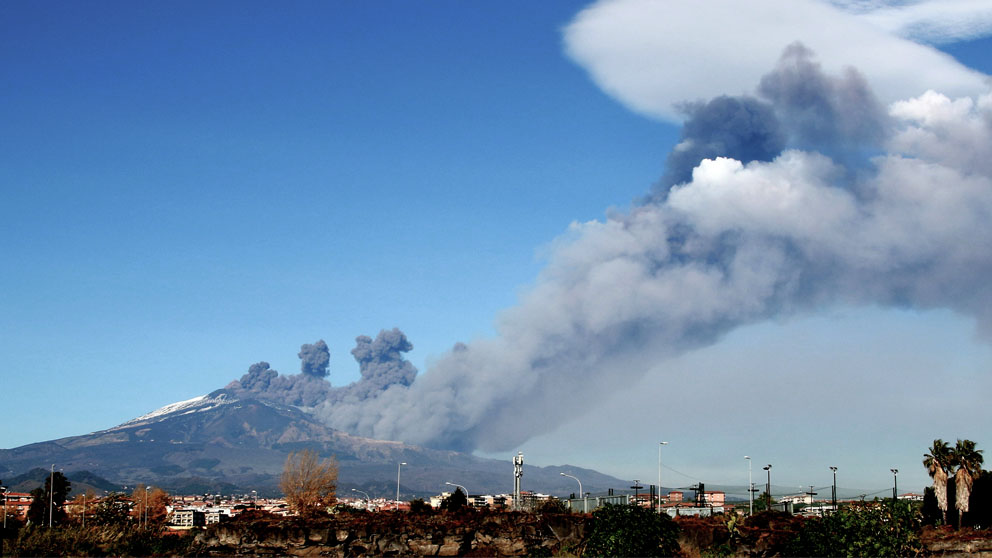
{"left": 536, "top": 498, "right": 569, "bottom": 514}
{"left": 408, "top": 498, "right": 432, "bottom": 514}
{"left": 439, "top": 488, "right": 468, "bottom": 512}
{"left": 751, "top": 492, "right": 776, "bottom": 512}
{"left": 785, "top": 500, "right": 923, "bottom": 557}
{"left": 92, "top": 493, "right": 133, "bottom": 527}
{"left": 26, "top": 472, "right": 71, "bottom": 526}
{"left": 967, "top": 470, "right": 991, "bottom": 529}
{"left": 7, "top": 524, "right": 197, "bottom": 557}
{"left": 921, "top": 486, "right": 941, "bottom": 526}
{"left": 585, "top": 503, "right": 680, "bottom": 557}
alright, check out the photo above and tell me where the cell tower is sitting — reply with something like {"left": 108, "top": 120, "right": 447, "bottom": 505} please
{"left": 512, "top": 452, "right": 524, "bottom": 510}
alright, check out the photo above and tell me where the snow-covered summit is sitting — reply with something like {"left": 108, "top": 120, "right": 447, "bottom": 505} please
{"left": 113, "top": 393, "right": 232, "bottom": 429}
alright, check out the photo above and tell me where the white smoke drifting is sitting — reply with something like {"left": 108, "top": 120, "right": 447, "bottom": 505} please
{"left": 313, "top": 47, "right": 992, "bottom": 453}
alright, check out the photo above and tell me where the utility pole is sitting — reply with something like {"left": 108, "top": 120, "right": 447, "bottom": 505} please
{"left": 631, "top": 480, "right": 643, "bottom": 504}
{"left": 763, "top": 464, "right": 772, "bottom": 510}
{"left": 829, "top": 467, "right": 838, "bottom": 512}
{"left": 890, "top": 469, "right": 899, "bottom": 507}
{"left": 49, "top": 464, "right": 54, "bottom": 528}
{"left": 745, "top": 456, "right": 752, "bottom": 516}
{"left": 658, "top": 442, "right": 668, "bottom": 513}
{"left": 806, "top": 485, "right": 817, "bottom": 510}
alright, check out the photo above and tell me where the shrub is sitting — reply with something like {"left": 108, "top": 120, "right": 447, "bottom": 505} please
{"left": 585, "top": 503, "right": 680, "bottom": 557}
{"left": 786, "top": 500, "right": 923, "bottom": 557}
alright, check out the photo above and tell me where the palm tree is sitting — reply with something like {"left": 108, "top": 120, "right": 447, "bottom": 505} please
{"left": 951, "top": 439, "right": 984, "bottom": 529}
{"left": 923, "top": 439, "right": 952, "bottom": 524}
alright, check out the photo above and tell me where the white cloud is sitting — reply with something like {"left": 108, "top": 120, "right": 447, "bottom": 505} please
{"left": 562, "top": 0, "right": 990, "bottom": 122}
{"left": 840, "top": 0, "right": 992, "bottom": 44}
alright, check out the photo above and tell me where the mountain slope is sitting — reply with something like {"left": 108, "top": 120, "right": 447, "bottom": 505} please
{"left": 0, "top": 391, "right": 630, "bottom": 498}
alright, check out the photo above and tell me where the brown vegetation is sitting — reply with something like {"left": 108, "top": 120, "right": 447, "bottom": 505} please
{"left": 279, "top": 449, "right": 338, "bottom": 518}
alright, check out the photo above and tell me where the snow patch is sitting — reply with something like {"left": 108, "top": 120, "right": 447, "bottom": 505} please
{"left": 113, "top": 394, "right": 230, "bottom": 429}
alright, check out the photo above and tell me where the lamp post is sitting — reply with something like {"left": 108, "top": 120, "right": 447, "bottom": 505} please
{"left": 352, "top": 488, "right": 371, "bottom": 510}
{"left": 396, "top": 462, "right": 407, "bottom": 511}
{"left": 829, "top": 467, "right": 838, "bottom": 512}
{"left": 445, "top": 482, "right": 469, "bottom": 506}
{"left": 3, "top": 486, "right": 8, "bottom": 529}
{"left": 890, "top": 469, "right": 899, "bottom": 504}
{"left": 145, "top": 486, "right": 150, "bottom": 528}
{"left": 658, "top": 442, "right": 668, "bottom": 513}
{"left": 745, "top": 456, "right": 752, "bottom": 516}
{"left": 560, "top": 472, "right": 585, "bottom": 513}
{"left": 48, "top": 464, "right": 55, "bottom": 528}
{"left": 763, "top": 464, "right": 772, "bottom": 510}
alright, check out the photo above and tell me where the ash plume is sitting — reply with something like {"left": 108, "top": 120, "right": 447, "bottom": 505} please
{"left": 657, "top": 95, "right": 784, "bottom": 195}
{"left": 311, "top": 44, "right": 992, "bottom": 452}
{"left": 225, "top": 341, "right": 333, "bottom": 407}
{"left": 225, "top": 330, "right": 419, "bottom": 409}
{"left": 757, "top": 42, "right": 889, "bottom": 165}
{"left": 348, "top": 328, "right": 418, "bottom": 398}
{"left": 298, "top": 340, "right": 330, "bottom": 377}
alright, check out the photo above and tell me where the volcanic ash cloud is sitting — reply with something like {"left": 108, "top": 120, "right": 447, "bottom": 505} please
{"left": 314, "top": 47, "right": 992, "bottom": 453}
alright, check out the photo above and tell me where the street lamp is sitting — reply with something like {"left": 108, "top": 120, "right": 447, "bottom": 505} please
{"left": 745, "top": 456, "right": 752, "bottom": 516}
{"left": 396, "top": 462, "right": 407, "bottom": 511}
{"left": 145, "top": 486, "right": 151, "bottom": 528}
{"left": 890, "top": 469, "right": 899, "bottom": 504}
{"left": 352, "top": 488, "right": 371, "bottom": 510}
{"left": 445, "top": 482, "right": 469, "bottom": 506}
{"left": 3, "top": 485, "right": 8, "bottom": 529}
{"left": 658, "top": 442, "right": 668, "bottom": 513}
{"left": 829, "top": 467, "right": 838, "bottom": 512}
{"left": 49, "top": 464, "right": 54, "bottom": 528}
{"left": 763, "top": 464, "right": 772, "bottom": 510}
{"left": 560, "top": 472, "right": 586, "bottom": 513}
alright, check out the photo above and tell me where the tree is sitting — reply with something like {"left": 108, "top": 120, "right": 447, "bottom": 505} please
{"left": 130, "top": 485, "right": 171, "bottom": 528}
{"left": 585, "top": 503, "right": 680, "bottom": 557}
{"left": 93, "top": 492, "right": 133, "bottom": 526}
{"left": 923, "top": 439, "right": 952, "bottom": 524}
{"left": 752, "top": 492, "right": 777, "bottom": 513}
{"left": 951, "top": 438, "right": 984, "bottom": 529}
{"left": 439, "top": 487, "right": 468, "bottom": 512}
{"left": 280, "top": 449, "right": 338, "bottom": 518}
{"left": 408, "top": 498, "right": 432, "bottom": 514}
{"left": 70, "top": 489, "right": 97, "bottom": 526}
{"left": 26, "top": 471, "right": 70, "bottom": 527}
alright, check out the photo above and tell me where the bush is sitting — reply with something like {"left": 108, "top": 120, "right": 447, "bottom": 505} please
{"left": 536, "top": 498, "right": 569, "bottom": 514}
{"left": 786, "top": 500, "right": 923, "bottom": 557}
{"left": 408, "top": 498, "right": 432, "bottom": 514}
{"left": 585, "top": 503, "right": 680, "bottom": 557}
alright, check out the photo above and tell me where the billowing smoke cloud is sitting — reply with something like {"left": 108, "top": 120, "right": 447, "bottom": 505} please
{"left": 309, "top": 44, "right": 992, "bottom": 452}
{"left": 225, "top": 331, "right": 418, "bottom": 409}
{"left": 757, "top": 43, "right": 889, "bottom": 164}
{"left": 657, "top": 96, "right": 784, "bottom": 196}
{"left": 225, "top": 358, "right": 332, "bottom": 407}
{"left": 656, "top": 43, "right": 888, "bottom": 199}
{"left": 298, "top": 340, "right": 330, "bottom": 377}
{"left": 349, "top": 328, "right": 418, "bottom": 399}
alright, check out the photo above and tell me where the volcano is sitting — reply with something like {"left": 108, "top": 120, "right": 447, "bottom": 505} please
{"left": 0, "top": 390, "right": 628, "bottom": 498}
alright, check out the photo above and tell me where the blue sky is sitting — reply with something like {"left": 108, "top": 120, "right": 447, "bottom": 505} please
{"left": 3, "top": 1, "right": 991, "bottom": 495}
